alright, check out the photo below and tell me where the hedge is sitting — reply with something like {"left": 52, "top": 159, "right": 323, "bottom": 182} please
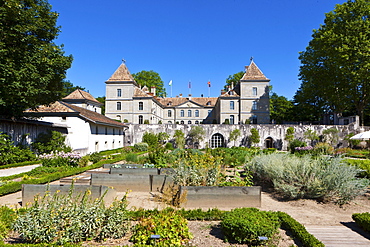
{"left": 0, "top": 160, "right": 41, "bottom": 170}
{"left": 352, "top": 212, "right": 370, "bottom": 233}
{"left": 277, "top": 211, "right": 324, "bottom": 247}
{"left": 0, "top": 156, "right": 125, "bottom": 197}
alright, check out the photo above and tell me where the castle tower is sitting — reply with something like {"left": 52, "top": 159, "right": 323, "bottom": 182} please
{"left": 105, "top": 63, "right": 138, "bottom": 122}
{"left": 237, "top": 60, "right": 270, "bottom": 124}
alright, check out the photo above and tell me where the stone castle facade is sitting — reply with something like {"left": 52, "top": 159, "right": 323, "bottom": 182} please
{"left": 105, "top": 60, "right": 270, "bottom": 125}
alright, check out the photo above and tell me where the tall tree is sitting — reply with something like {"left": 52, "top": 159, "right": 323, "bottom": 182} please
{"left": 62, "top": 80, "right": 85, "bottom": 97}
{"left": 132, "top": 70, "right": 166, "bottom": 97}
{"left": 270, "top": 92, "right": 294, "bottom": 124}
{"left": 224, "top": 71, "right": 244, "bottom": 91}
{"left": 298, "top": 0, "right": 370, "bottom": 125}
{"left": 0, "top": 0, "right": 73, "bottom": 118}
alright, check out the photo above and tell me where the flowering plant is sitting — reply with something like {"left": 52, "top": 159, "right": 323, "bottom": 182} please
{"left": 39, "top": 151, "right": 82, "bottom": 167}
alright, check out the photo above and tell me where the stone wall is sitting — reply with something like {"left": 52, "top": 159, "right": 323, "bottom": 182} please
{"left": 125, "top": 121, "right": 365, "bottom": 150}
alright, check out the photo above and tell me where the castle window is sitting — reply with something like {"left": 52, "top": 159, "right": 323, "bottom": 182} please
{"left": 167, "top": 101, "right": 172, "bottom": 106}
{"left": 180, "top": 120, "right": 184, "bottom": 124}
{"left": 195, "top": 120, "right": 199, "bottom": 124}
{"left": 168, "top": 110, "right": 172, "bottom": 117}
{"left": 252, "top": 101, "right": 257, "bottom": 110}
{"left": 168, "top": 121, "right": 172, "bottom": 124}
{"left": 188, "top": 120, "right": 192, "bottom": 124}
{"left": 252, "top": 87, "right": 257, "bottom": 96}
{"left": 188, "top": 110, "right": 192, "bottom": 117}
{"left": 206, "top": 101, "right": 211, "bottom": 106}
{"left": 230, "top": 115, "right": 235, "bottom": 124}
{"left": 180, "top": 110, "right": 184, "bottom": 117}
{"left": 195, "top": 110, "right": 199, "bottom": 117}
{"left": 230, "top": 101, "right": 234, "bottom": 110}
{"left": 117, "top": 102, "right": 121, "bottom": 110}
{"left": 117, "top": 89, "right": 122, "bottom": 97}
{"left": 139, "top": 115, "right": 143, "bottom": 124}
{"left": 139, "top": 102, "right": 143, "bottom": 110}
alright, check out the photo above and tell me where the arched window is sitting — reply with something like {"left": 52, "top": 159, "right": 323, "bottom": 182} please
{"left": 139, "top": 102, "right": 143, "bottom": 110}
{"left": 211, "top": 133, "right": 225, "bottom": 148}
{"left": 116, "top": 115, "right": 121, "bottom": 121}
{"left": 168, "top": 121, "right": 172, "bottom": 124}
{"left": 195, "top": 110, "right": 199, "bottom": 117}
{"left": 180, "top": 110, "right": 184, "bottom": 117}
{"left": 139, "top": 115, "right": 143, "bottom": 124}
{"left": 230, "top": 115, "right": 235, "bottom": 124}
{"left": 188, "top": 120, "right": 192, "bottom": 124}
{"left": 195, "top": 120, "right": 199, "bottom": 124}
{"left": 180, "top": 120, "right": 184, "bottom": 124}
{"left": 117, "top": 102, "right": 121, "bottom": 110}
{"left": 188, "top": 110, "right": 192, "bottom": 117}
{"left": 230, "top": 101, "right": 234, "bottom": 110}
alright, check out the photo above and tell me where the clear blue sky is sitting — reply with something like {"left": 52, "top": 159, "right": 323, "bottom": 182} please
{"left": 49, "top": 0, "right": 346, "bottom": 100}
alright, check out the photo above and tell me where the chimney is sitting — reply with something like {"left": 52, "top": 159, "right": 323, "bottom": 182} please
{"left": 179, "top": 93, "right": 183, "bottom": 97}
{"left": 151, "top": 86, "right": 156, "bottom": 96}
{"left": 188, "top": 94, "right": 192, "bottom": 100}
{"left": 221, "top": 89, "right": 225, "bottom": 94}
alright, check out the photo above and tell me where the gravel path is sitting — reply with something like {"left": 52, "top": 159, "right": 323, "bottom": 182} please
{"left": 0, "top": 164, "right": 41, "bottom": 177}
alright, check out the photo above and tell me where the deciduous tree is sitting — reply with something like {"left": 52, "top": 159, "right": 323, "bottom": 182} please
{"left": 224, "top": 71, "right": 244, "bottom": 91}
{"left": 298, "top": 0, "right": 370, "bottom": 125}
{"left": 132, "top": 70, "right": 166, "bottom": 97}
{"left": 0, "top": 0, "right": 73, "bottom": 118}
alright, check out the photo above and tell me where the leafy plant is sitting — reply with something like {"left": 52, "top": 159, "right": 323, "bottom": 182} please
{"left": 133, "top": 142, "right": 149, "bottom": 152}
{"left": 285, "top": 127, "right": 295, "bottom": 143}
{"left": 289, "top": 138, "right": 306, "bottom": 153}
{"left": 173, "top": 130, "right": 185, "bottom": 149}
{"left": 0, "top": 133, "right": 36, "bottom": 165}
{"left": 249, "top": 128, "right": 260, "bottom": 147}
{"left": 0, "top": 206, "right": 16, "bottom": 240}
{"left": 249, "top": 153, "right": 369, "bottom": 204}
{"left": 39, "top": 151, "right": 82, "bottom": 167}
{"left": 221, "top": 208, "right": 280, "bottom": 245}
{"left": 353, "top": 212, "right": 370, "bottom": 233}
{"left": 31, "top": 130, "right": 71, "bottom": 154}
{"left": 12, "top": 188, "right": 130, "bottom": 244}
{"left": 130, "top": 209, "right": 192, "bottom": 246}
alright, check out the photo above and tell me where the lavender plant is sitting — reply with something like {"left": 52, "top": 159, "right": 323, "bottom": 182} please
{"left": 39, "top": 151, "right": 82, "bottom": 167}
{"left": 248, "top": 153, "right": 369, "bottom": 204}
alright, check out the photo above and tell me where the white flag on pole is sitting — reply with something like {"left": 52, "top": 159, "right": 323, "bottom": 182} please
{"left": 169, "top": 80, "right": 172, "bottom": 86}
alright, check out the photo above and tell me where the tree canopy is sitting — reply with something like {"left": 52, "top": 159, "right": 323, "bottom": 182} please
{"left": 297, "top": 0, "right": 370, "bottom": 125}
{"left": 224, "top": 71, "right": 244, "bottom": 91}
{"left": 62, "top": 80, "right": 85, "bottom": 97}
{"left": 270, "top": 92, "right": 294, "bottom": 124}
{"left": 0, "top": 0, "right": 73, "bottom": 118}
{"left": 132, "top": 70, "right": 166, "bottom": 97}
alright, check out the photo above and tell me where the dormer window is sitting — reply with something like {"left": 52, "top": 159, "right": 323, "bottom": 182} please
{"left": 167, "top": 101, "right": 172, "bottom": 106}
{"left": 206, "top": 101, "right": 211, "bottom": 106}
{"left": 229, "top": 91, "right": 234, "bottom": 95}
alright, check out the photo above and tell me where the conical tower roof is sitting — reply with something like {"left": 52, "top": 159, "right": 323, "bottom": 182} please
{"left": 241, "top": 60, "right": 269, "bottom": 81}
{"left": 106, "top": 63, "right": 135, "bottom": 82}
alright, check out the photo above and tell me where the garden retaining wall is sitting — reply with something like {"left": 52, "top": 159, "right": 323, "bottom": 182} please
{"left": 22, "top": 184, "right": 116, "bottom": 206}
{"left": 179, "top": 186, "right": 261, "bottom": 209}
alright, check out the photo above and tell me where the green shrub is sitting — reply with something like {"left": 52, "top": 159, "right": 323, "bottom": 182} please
{"left": 134, "top": 142, "right": 149, "bottom": 152}
{"left": 0, "top": 133, "right": 36, "bottom": 165}
{"left": 277, "top": 211, "right": 324, "bottom": 247}
{"left": 0, "top": 160, "right": 40, "bottom": 170}
{"left": 88, "top": 152, "right": 103, "bottom": 163}
{"left": 221, "top": 208, "right": 280, "bottom": 245}
{"left": 165, "top": 142, "right": 174, "bottom": 150}
{"left": 12, "top": 189, "right": 130, "bottom": 244}
{"left": 345, "top": 159, "right": 370, "bottom": 178}
{"left": 125, "top": 153, "right": 138, "bottom": 163}
{"left": 249, "top": 153, "right": 369, "bottom": 204}
{"left": 353, "top": 212, "right": 370, "bottom": 233}
{"left": 313, "top": 142, "right": 334, "bottom": 155}
{"left": 289, "top": 139, "right": 306, "bottom": 153}
{"left": 130, "top": 209, "right": 192, "bottom": 246}
{"left": 0, "top": 206, "right": 16, "bottom": 240}
{"left": 31, "top": 130, "right": 71, "bottom": 154}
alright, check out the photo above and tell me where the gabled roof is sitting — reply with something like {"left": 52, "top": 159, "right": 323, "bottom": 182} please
{"left": 106, "top": 63, "right": 135, "bottom": 82}
{"left": 220, "top": 90, "right": 240, "bottom": 98}
{"left": 25, "top": 101, "right": 126, "bottom": 128}
{"left": 241, "top": 60, "right": 269, "bottom": 81}
{"left": 134, "top": 87, "right": 152, "bottom": 98}
{"left": 62, "top": 89, "right": 102, "bottom": 105}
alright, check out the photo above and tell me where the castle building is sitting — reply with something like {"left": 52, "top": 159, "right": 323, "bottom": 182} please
{"left": 105, "top": 60, "right": 270, "bottom": 124}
